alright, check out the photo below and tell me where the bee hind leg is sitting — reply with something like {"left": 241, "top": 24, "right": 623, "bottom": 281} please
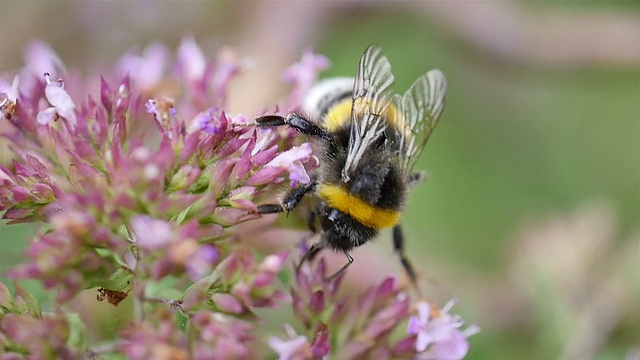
{"left": 295, "top": 240, "right": 327, "bottom": 274}
{"left": 326, "top": 251, "right": 354, "bottom": 282}
{"left": 294, "top": 242, "right": 353, "bottom": 284}
{"left": 393, "top": 224, "right": 422, "bottom": 297}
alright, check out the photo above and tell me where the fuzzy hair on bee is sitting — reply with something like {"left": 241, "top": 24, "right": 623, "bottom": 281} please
{"left": 255, "top": 45, "right": 447, "bottom": 293}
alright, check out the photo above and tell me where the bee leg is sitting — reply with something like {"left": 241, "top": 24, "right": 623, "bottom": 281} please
{"left": 257, "top": 181, "right": 317, "bottom": 214}
{"left": 307, "top": 211, "right": 318, "bottom": 233}
{"left": 408, "top": 171, "right": 427, "bottom": 187}
{"left": 393, "top": 224, "right": 422, "bottom": 297}
{"left": 295, "top": 240, "right": 327, "bottom": 273}
{"left": 327, "top": 251, "right": 354, "bottom": 281}
{"left": 255, "top": 114, "right": 332, "bottom": 141}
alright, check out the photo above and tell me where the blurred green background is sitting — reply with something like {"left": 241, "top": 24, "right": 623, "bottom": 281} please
{"left": 1, "top": 2, "right": 638, "bottom": 359}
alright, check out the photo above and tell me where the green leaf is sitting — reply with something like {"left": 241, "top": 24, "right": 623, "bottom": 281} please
{"left": 65, "top": 313, "right": 87, "bottom": 350}
{"left": 176, "top": 311, "right": 189, "bottom": 331}
{"left": 12, "top": 281, "right": 40, "bottom": 316}
{"left": 175, "top": 203, "right": 195, "bottom": 224}
{"left": 145, "top": 277, "right": 183, "bottom": 300}
{"left": 86, "top": 267, "right": 133, "bottom": 291}
{"left": 0, "top": 281, "right": 12, "bottom": 306}
{"left": 189, "top": 165, "right": 213, "bottom": 193}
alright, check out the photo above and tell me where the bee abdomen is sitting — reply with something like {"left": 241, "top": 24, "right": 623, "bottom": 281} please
{"left": 302, "top": 77, "right": 354, "bottom": 120}
{"left": 317, "top": 183, "right": 401, "bottom": 230}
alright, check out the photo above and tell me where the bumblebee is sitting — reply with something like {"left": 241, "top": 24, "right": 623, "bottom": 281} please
{"left": 255, "top": 45, "right": 447, "bottom": 290}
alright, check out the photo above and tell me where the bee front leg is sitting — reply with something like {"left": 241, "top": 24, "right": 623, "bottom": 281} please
{"left": 393, "top": 224, "right": 422, "bottom": 297}
{"left": 255, "top": 114, "right": 332, "bottom": 141}
{"left": 257, "top": 181, "right": 317, "bottom": 214}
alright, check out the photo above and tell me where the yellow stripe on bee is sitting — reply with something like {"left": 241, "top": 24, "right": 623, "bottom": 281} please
{"left": 324, "top": 99, "right": 353, "bottom": 132}
{"left": 324, "top": 97, "right": 406, "bottom": 133}
{"left": 317, "top": 184, "right": 400, "bottom": 229}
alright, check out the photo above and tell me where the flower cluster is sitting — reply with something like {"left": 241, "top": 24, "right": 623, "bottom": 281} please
{"left": 0, "top": 39, "right": 317, "bottom": 304}
{"left": 269, "top": 259, "right": 477, "bottom": 359}
{"left": 0, "top": 39, "right": 476, "bottom": 359}
{"left": 0, "top": 282, "right": 85, "bottom": 359}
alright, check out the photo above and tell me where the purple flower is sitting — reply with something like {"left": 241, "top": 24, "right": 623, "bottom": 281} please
{"left": 282, "top": 50, "right": 330, "bottom": 109}
{"left": 131, "top": 215, "right": 173, "bottom": 250}
{"left": 0, "top": 75, "right": 19, "bottom": 120}
{"left": 252, "top": 127, "right": 278, "bottom": 156}
{"left": 0, "top": 283, "right": 84, "bottom": 359}
{"left": 118, "top": 307, "right": 189, "bottom": 360}
{"left": 115, "top": 42, "right": 169, "bottom": 91}
{"left": 185, "top": 244, "right": 219, "bottom": 280}
{"left": 195, "top": 107, "right": 229, "bottom": 135}
{"left": 408, "top": 300, "right": 479, "bottom": 360}
{"left": 177, "top": 36, "right": 207, "bottom": 84}
{"left": 19, "top": 40, "right": 66, "bottom": 95}
{"left": 0, "top": 39, "right": 478, "bottom": 360}
{"left": 268, "top": 324, "right": 330, "bottom": 360}
{"left": 24, "top": 40, "right": 66, "bottom": 79}
{"left": 211, "top": 47, "right": 246, "bottom": 105}
{"left": 145, "top": 96, "right": 177, "bottom": 132}
{"left": 265, "top": 143, "right": 316, "bottom": 187}
{"left": 269, "top": 335, "right": 311, "bottom": 360}
{"left": 212, "top": 293, "right": 244, "bottom": 314}
{"left": 190, "top": 311, "right": 254, "bottom": 360}
{"left": 37, "top": 73, "right": 77, "bottom": 125}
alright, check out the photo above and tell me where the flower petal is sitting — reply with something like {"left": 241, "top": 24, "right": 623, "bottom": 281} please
{"left": 418, "top": 301, "right": 432, "bottom": 323}
{"left": 44, "top": 77, "right": 76, "bottom": 125}
{"left": 36, "top": 107, "right": 57, "bottom": 125}
{"left": 177, "top": 36, "right": 206, "bottom": 82}
{"left": 416, "top": 330, "right": 432, "bottom": 353}
{"left": 268, "top": 335, "right": 309, "bottom": 360}
{"left": 130, "top": 215, "right": 173, "bottom": 250}
{"left": 419, "top": 330, "right": 469, "bottom": 360}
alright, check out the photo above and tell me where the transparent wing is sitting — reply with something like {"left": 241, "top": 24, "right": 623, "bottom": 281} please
{"left": 394, "top": 69, "right": 447, "bottom": 176}
{"left": 342, "top": 44, "right": 395, "bottom": 182}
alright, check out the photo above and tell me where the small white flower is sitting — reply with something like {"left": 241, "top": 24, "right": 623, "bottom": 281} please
{"left": 408, "top": 300, "right": 478, "bottom": 360}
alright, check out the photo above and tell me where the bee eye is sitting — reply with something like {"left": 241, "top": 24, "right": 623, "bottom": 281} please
{"left": 328, "top": 209, "right": 340, "bottom": 222}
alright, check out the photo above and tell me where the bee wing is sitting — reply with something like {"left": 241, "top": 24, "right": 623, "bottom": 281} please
{"left": 394, "top": 69, "right": 447, "bottom": 177}
{"left": 342, "top": 45, "right": 395, "bottom": 182}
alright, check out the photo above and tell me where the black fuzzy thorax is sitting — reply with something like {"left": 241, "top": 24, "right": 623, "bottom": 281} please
{"left": 314, "top": 123, "right": 407, "bottom": 251}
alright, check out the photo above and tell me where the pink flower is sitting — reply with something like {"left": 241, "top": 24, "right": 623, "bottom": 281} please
{"left": 177, "top": 36, "right": 207, "bottom": 83}
{"left": 0, "top": 75, "right": 20, "bottom": 103}
{"left": 116, "top": 42, "right": 169, "bottom": 91}
{"left": 0, "top": 76, "right": 19, "bottom": 122}
{"left": 265, "top": 143, "right": 315, "bottom": 187}
{"left": 195, "top": 107, "right": 227, "bottom": 134}
{"left": 145, "top": 96, "right": 177, "bottom": 131}
{"left": 0, "top": 39, "right": 478, "bottom": 360}
{"left": 268, "top": 323, "right": 330, "bottom": 360}
{"left": 408, "top": 300, "right": 479, "bottom": 360}
{"left": 211, "top": 47, "right": 247, "bottom": 105}
{"left": 269, "top": 335, "right": 311, "bottom": 360}
{"left": 37, "top": 73, "right": 77, "bottom": 125}
{"left": 131, "top": 215, "right": 173, "bottom": 250}
{"left": 282, "top": 50, "right": 329, "bottom": 109}
{"left": 24, "top": 40, "right": 66, "bottom": 79}
{"left": 185, "top": 244, "right": 219, "bottom": 280}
